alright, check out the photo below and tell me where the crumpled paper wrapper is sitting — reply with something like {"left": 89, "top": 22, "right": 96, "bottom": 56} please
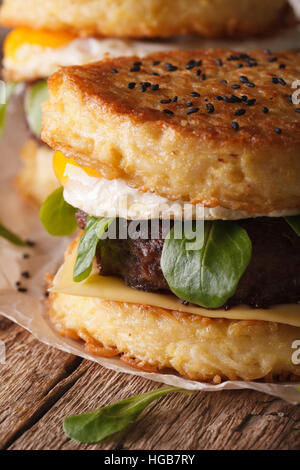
{"left": 1, "top": 29, "right": 300, "bottom": 404}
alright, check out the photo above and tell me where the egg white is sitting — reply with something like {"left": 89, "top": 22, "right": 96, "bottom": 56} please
{"left": 62, "top": 163, "right": 300, "bottom": 221}
{"left": 5, "top": 25, "right": 300, "bottom": 81}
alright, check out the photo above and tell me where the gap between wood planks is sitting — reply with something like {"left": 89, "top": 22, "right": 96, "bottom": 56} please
{"left": 0, "top": 318, "right": 85, "bottom": 449}
{"left": 1, "top": 355, "right": 84, "bottom": 449}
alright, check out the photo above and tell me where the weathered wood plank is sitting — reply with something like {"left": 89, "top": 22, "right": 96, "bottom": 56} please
{"left": 8, "top": 358, "right": 300, "bottom": 450}
{"left": 0, "top": 315, "right": 82, "bottom": 449}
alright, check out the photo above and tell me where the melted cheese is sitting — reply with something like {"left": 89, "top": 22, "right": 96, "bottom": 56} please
{"left": 51, "top": 243, "right": 300, "bottom": 328}
{"left": 4, "top": 27, "right": 76, "bottom": 61}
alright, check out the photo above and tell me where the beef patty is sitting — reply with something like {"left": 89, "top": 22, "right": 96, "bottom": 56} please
{"left": 76, "top": 211, "right": 300, "bottom": 308}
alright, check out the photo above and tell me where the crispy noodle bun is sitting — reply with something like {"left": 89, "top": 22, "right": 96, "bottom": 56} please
{"left": 47, "top": 241, "right": 300, "bottom": 383}
{"left": 0, "top": 0, "right": 289, "bottom": 39}
{"left": 42, "top": 49, "right": 300, "bottom": 215}
{"left": 15, "top": 140, "right": 58, "bottom": 205}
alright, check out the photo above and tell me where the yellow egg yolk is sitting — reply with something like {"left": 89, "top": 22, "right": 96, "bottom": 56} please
{"left": 53, "top": 151, "right": 102, "bottom": 185}
{"left": 4, "top": 27, "right": 76, "bottom": 61}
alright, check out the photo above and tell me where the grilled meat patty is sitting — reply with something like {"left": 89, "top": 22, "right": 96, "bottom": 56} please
{"left": 76, "top": 211, "right": 300, "bottom": 308}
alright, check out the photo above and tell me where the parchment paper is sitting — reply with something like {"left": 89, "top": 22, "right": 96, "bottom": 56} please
{"left": 1, "top": 29, "right": 300, "bottom": 404}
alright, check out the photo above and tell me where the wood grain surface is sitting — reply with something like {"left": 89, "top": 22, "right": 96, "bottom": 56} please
{"left": 0, "top": 315, "right": 299, "bottom": 450}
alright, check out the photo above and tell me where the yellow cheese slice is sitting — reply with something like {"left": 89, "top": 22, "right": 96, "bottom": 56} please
{"left": 51, "top": 242, "right": 300, "bottom": 328}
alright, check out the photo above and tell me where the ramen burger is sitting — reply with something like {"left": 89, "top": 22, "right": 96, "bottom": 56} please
{"left": 40, "top": 49, "right": 300, "bottom": 383}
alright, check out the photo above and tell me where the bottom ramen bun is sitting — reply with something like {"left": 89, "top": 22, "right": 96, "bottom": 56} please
{"left": 48, "top": 241, "right": 300, "bottom": 382}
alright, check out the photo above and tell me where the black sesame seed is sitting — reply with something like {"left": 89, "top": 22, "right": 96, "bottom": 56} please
{"left": 130, "top": 65, "right": 140, "bottom": 72}
{"left": 186, "top": 59, "right": 196, "bottom": 70}
{"left": 274, "top": 127, "right": 282, "bottom": 134}
{"left": 295, "top": 108, "right": 300, "bottom": 114}
{"left": 240, "top": 75, "right": 249, "bottom": 83}
{"left": 279, "top": 63, "right": 286, "bottom": 69}
{"left": 152, "top": 72, "right": 160, "bottom": 76}
{"left": 220, "top": 79, "right": 228, "bottom": 84}
{"left": 232, "top": 121, "right": 239, "bottom": 131}
{"left": 231, "top": 84, "right": 241, "bottom": 89}
{"left": 216, "top": 59, "right": 223, "bottom": 66}
{"left": 110, "top": 68, "right": 118, "bottom": 73}
{"left": 278, "top": 78, "right": 286, "bottom": 86}
{"left": 245, "top": 59, "right": 258, "bottom": 68}
{"left": 22, "top": 271, "right": 30, "bottom": 279}
{"left": 18, "top": 287, "right": 27, "bottom": 293}
{"left": 200, "top": 74, "right": 206, "bottom": 81}
{"left": 44, "top": 291, "right": 49, "bottom": 298}
{"left": 187, "top": 107, "right": 199, "bottom": 115}
{"left": 196, "top": 69, "right": 201, "bottom": 76}
{"left": 190, "top": 91, "right": 200, "bottom": 97}
{"left": 165, "top": 63, "right": 178, "bottom": 72}
{"left": 288, "top": 95, "right": 293, "bottom": 103}
{"left": 224, "top": 95, "right": 242, "bottom": 103}
{"left": 160, "top": 99, "right": 172, "bottom": 104}
{"left": 262, "top": 106, "right": 269, "bottom": 114}
{"left": 272, "top": 77, "right": 279, "bottom": 84}
{"left": 128, "top": 82, "right": 136, "bottom": 89}
{"left": 227, "top": 55, "right": 239, "bottom": 61}
{"left": 23, "top": 253, "right": 30, "bottom": 259}
{"left": 152, "top": 60, "right": 160, "bottom": 66}
{"left": 140, "top": 82, "right": 151, "bottom": 92}
{"left": 26, "top": 240, "right": 35, "bottom": 247}
{"left": 163, "top": 109, "right": 174, "bottom": 115}
{"left": 206, "top": 103, "right": 215, "bottom": 113}
{"left": 237, "top": 64, "right": 243, "bottom": 69}
{"left": 241, "top": 95, "right": 248, "bottom": 102}
{"left": 215, "top": 95, "right": 223, "bottom": 101}
{"left": 245, "top": 82, "right": 255, "bottom": 88}
{"left": 239, "top": 53, "right": 250, "bottom": 60}
{"left": 245, "top": 98, "right": 256, "bottom": 106}
{"left": 16, "top": 281, "right": 21, "bottom": 287}
{"left": 172, "top": 96, "right": 178, "bottom": 102}
{"left": 186, "top": 101, "right": 193, "bottom": 107}
{"left": 234, "top": 109, "right": 246, "bottom": 116}
{"left": 151, "top": 84, "right": 159, "bottom": 90}
{"left": 267, "top": 56, "right": 278, "bottom": 62}
{"left": 134, "top": 61, "right": 142, "bottom": 66}
{"left": 195, "top": 60, "right": 202, "bottom": 66}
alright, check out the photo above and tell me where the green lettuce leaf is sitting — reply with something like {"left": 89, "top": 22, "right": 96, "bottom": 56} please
{"left": 285, "top": 216, "right": 300, "bottom": 237}
{"left": 161, "top": 220, "right": 252, "bottom": 308}
{"left": 40, "top": 187, "right": 77, "bottom": 236}
{"left": 63, "top": 387, "right": 189, "bottom": 444}
{"left": 0, "top": 221, "right": 28, "bottom": 246}
{"left": 73, "top": 216, "right": 114, "bottom": 282}
{"left": 0, "top": 81, "right": 17, "bottom": 137}
{"left": 24, "top": 79, "right": 49, "bottom": 137}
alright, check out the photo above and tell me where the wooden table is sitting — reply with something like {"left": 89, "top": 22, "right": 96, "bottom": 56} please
{"left": 0, "top": 315, "right": 299, "bottom": 450}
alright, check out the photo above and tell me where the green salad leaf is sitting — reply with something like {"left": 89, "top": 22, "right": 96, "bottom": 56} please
{"left": 0, "top": 81, "right": 17, "bottom": 137}
{"left": 24, "top": 79, "right": 49, "bottom": 137}
{"left": 285, "top": 216, "right": 300, "bottom": 237}
{"left": 0, "top": 221, "right": 28, "bottom": 246}
{"left": 161, "top": 220, "right": 252, "bottom": 308}
{"left": 40, "top": 187, "right": 77, "bottom": 236}
{"left": 73, "top": 216, "right": 114, "bottom": 282}
{"left": 63, "top": 387, "right": 189, "bottom": 444}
